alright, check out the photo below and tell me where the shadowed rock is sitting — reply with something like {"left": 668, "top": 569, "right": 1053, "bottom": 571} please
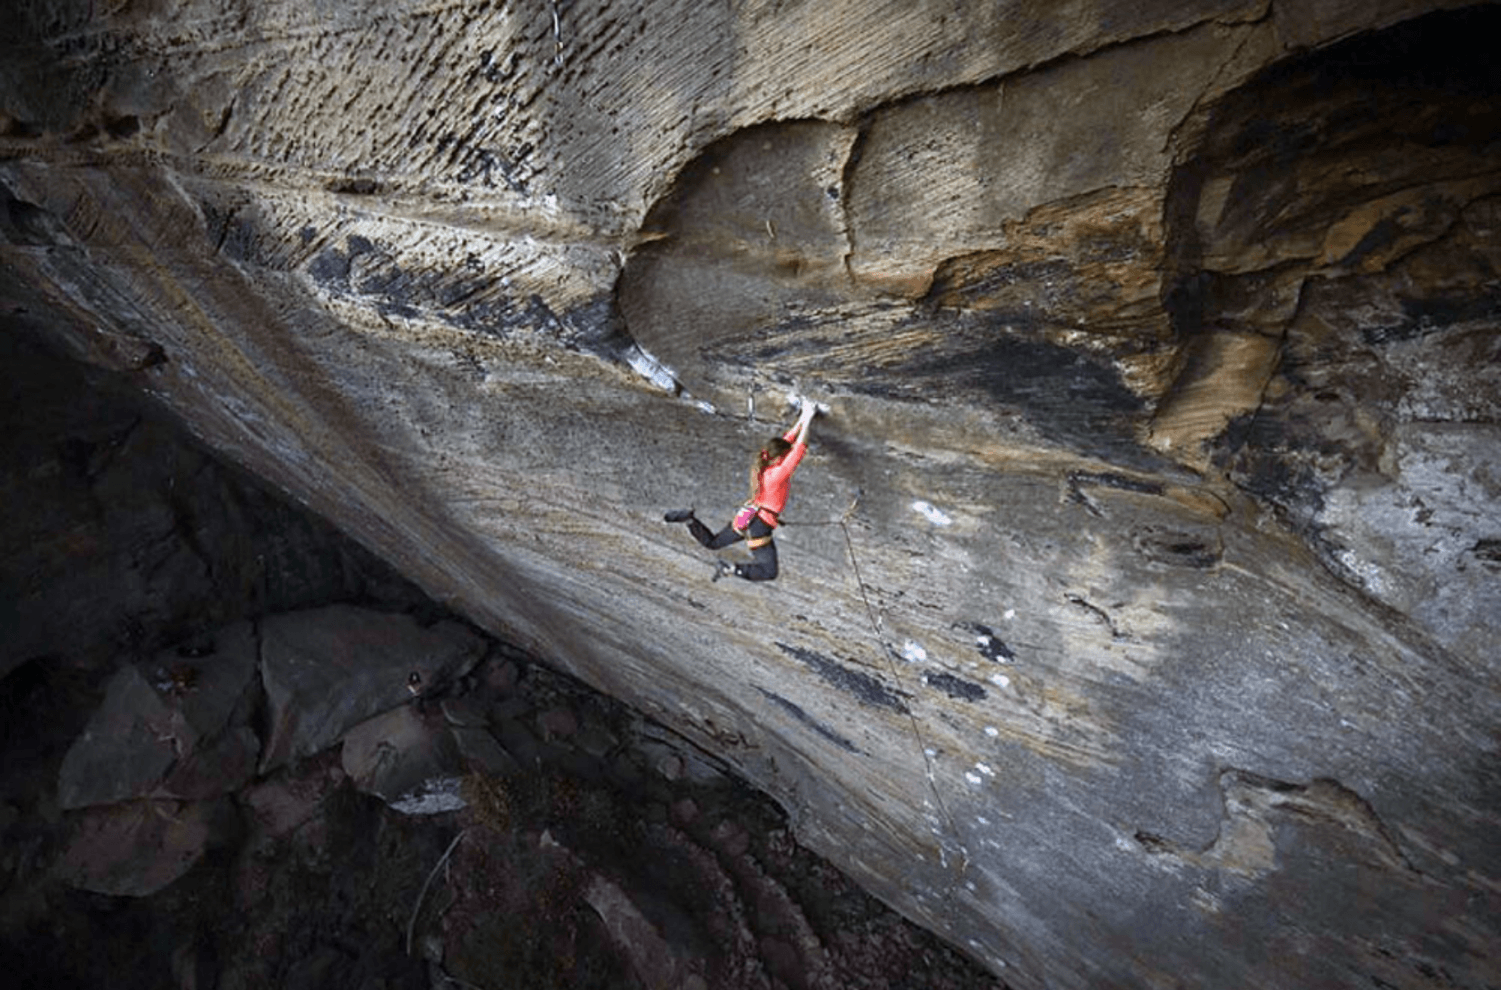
{"left": 258, "top": 605, "right": 485, "bottom": 773}
{"left": 341, "top": 704, "right": 466, "bottom": 814}
{"left": 58, "top": 622, "right": 261, "bottom": 809}
{"left": 55, "top": 798, "right": 230, "bottom": 897}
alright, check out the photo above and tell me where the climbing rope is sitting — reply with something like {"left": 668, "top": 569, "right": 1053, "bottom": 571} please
{"left": 736, "top": 401, "right": 971, "bottom": 877}
{"left": 785, "top": 494, "right": 970, "bottom": 878}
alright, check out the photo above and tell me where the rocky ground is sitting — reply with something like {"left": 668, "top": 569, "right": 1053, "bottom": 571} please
{"left": 0, "top": 328, "right": 1005, "bottom": 989}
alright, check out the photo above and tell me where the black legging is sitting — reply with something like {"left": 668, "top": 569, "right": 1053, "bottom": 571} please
{"left": 688, "top": 515, "right": 779, "bottom": 581}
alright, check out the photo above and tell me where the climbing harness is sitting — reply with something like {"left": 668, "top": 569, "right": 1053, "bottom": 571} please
{"left": 734, "top": 502, "right": 779, "bottom": 548}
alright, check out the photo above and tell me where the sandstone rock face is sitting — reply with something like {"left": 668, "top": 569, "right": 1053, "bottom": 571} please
{"left": 4, "top": 3, "right": 1500, "bottom": 988}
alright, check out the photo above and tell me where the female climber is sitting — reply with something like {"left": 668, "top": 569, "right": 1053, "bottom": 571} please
{"left": 665, "top": 400, "right": 818, "bottom": 582}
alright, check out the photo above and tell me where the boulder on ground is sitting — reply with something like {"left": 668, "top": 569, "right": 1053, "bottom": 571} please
{"left": 242, "top": 756, "right": 344, "bottom": 838}
{"left": 55, "top": 798, "right": 228, "bottom": 897}
{"left": 452, "top": 726, "right": 523, "bottom": 778}
{"left": 341, "top": 704, "right": 464, "bottom": 814}
{"left": 259, "top": 605, "right": 485, "bottom": 772}
{"left": 57, "top": 621, "right": 261, "bottom": 809}
{"left": 57, "top": 664, "right": 176, "bottom": 810}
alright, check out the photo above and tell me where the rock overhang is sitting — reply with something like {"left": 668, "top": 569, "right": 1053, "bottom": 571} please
{"left": 3, "top": 2, "right": 1501, "bottom": 988}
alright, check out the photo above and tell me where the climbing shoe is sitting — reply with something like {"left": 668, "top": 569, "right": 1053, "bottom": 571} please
{"left": 664, "top": 509, "right": 695, "bottom": 523}
{"left": 712, "top": 560, "right": 736, "bottom": 582}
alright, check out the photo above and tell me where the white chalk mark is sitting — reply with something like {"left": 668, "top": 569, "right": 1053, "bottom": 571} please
{"left": 624, "top": 344, "right": 678, "bottom": 393}
{"left": 912, "top": 500, "right": 953, "bottom": 526}
{"left": 902, "top": 640, "right": 928, "bottom": 663}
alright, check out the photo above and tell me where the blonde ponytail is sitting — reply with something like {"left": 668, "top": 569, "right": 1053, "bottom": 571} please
{"left": 748, "top": 437, "right": 793, "bottom": 501}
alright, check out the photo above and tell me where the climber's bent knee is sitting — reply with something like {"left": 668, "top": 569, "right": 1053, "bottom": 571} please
{"left": 737, "top": 540, "right": 779, "bottom": 581}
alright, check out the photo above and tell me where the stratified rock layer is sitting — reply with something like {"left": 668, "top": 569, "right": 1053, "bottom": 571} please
{"left": 3, "top": 3, "right": 1499, "bottom": 988}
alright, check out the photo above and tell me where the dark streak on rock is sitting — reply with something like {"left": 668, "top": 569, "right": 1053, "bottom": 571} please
{"left": 757, "top": 688, "right": 862, "bottom": 753}
{"left": 776, "top": 643, "right": 908, "bottom": 714}
{"left": 1065, "top": 595, "right": 1123, "bottom": 640}
{"left": 1066, "top": 470, "right": 1166, "bottom": 516}
{"left": 1132, "top": 829, "right": 1174, "bottom": 854}
{"left": 1214, "top": 411, "right": 1329, "bottom": 536}
{"left": 326, "top": 177, "right": 382, "bottom": 196}
{"left": 923, "top": 671, "right": 987, "bottom": 702}
{"left": 952, "top": 622, "right": 1016, "bottom": 663}
{"left": 304, "top": 236, "right": 627, "bottom": 356}
{"left": 307, "top": 235, "right": 360, "bottom": 286}
{"left": 1065, "top": 489, "right": 1105, "bottom": 517}
{"left": 1, "top": 116, "right": 42, "bottom": 139}
{"left": 103, "top": 113, "right": 138, "bottom": 140}
{"left": 888, "top": 311, "right": 1167, "bottom": 467}
{"left": 1070, "top": 470, "right": 1165, "bottom": 497}
{"left": 1362, "top": 289, "right": 1501, "bottom": 345}
{"left": 196, "top": 201, "right": 259, "bottom": 263}
{"left": 1471, "top": 538, "right": 1501, "bottom": 567}
{"left": 1132, "top": 525, "right": 1221, "bottom": 569}
{"left": 1, "top": 191, "right": 72, "bottom": 247}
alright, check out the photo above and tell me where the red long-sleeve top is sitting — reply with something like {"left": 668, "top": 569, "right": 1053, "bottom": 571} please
{"left": 752, "top": 427, "right": 807, "bottom": 523}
